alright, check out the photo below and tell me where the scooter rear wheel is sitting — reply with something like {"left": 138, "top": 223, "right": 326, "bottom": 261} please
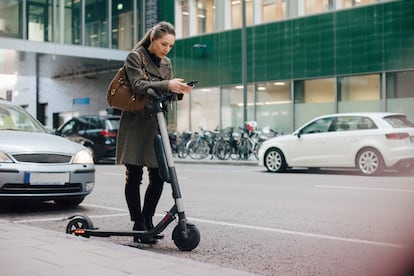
{"left": 66, "top": 215, "right": 94, "bottom": 236}
{"left": 172, "top": 223, "right": 200, "bottom": 251}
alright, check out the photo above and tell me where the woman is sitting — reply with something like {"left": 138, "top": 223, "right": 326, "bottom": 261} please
{"left": 116, "top": 21, "right": 192, "bottom": 244}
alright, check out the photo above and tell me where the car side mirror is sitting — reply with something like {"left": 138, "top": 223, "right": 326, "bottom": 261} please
{"left": 297, "top": 130, "right": 302, "bottom": 138}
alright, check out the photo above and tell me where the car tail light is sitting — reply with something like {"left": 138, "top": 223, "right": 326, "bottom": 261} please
{"left": 101, "top": 130, "right": 117, "bottom": 137}
{"left": 385, "top": 132, "right": 410, "bottom": 140}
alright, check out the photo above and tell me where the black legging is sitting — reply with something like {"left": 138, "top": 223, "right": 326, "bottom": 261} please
{"left": 124, "top": 165, "right": 164, "bottom": 223}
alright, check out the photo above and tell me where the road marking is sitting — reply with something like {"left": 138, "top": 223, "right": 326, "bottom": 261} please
{"left": 13, "top": 213, "right": 129, "bottom": 223}
{"left": 188, "top": 217, "right": 408, "bottom": 249}
{"left": 13, "top": 203, "right": 408, "bottom": 249}
{"left": 83, "top": 203, "right": 127, "bottom": 212}
{"left": 316, "top": 184, "right": 414, "bottom": 193}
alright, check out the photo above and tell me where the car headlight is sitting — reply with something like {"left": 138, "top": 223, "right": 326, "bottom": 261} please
{"left": 72, "top": 149, "right": 94, "bottom": 164}
{"left": 0, "top": 150, "right": 13, "bottom": 163}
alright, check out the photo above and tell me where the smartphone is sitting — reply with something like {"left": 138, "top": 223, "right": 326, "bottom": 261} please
{"left": 186, "top": 80, "right": 198, "bottom": 87}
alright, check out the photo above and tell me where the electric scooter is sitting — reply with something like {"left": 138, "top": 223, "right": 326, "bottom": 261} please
{"left": 65, "top": 88, "right": 200, "bottom": 251}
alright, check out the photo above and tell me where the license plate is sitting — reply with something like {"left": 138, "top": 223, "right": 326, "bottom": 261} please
{"left": 27, "top": 172, "right": 69, "bottom": 185}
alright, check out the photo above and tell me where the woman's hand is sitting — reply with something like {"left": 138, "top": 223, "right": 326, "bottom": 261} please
{"left": 168, "top": 78, "right": 193, "bottom": 94}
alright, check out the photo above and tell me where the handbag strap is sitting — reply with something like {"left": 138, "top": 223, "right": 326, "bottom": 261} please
{"left": 138, "top": 50, "right": 148, "bottom": 80}
{"left": 123, "top": 50, "right": 148, "bottom": 84}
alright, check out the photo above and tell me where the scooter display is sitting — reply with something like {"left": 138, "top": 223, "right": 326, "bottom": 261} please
{"left": 66, "top": 88, "right": 200, "bottom": 251}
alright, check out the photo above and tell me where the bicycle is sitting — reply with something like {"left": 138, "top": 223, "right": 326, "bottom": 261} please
{"left": 212, "top": 127, "right": 241, "bottom": 160}
{"left": 175, "top": 131, "right": 192, "bottom": 159}
{"left": 187, "top": 128, "right": 215, "bottom": 160}
{"left": 236, "top": 122, "right": 268, "bottom": 160}
{"left": 213, "top": 128, "right": 231, "bottom": 160}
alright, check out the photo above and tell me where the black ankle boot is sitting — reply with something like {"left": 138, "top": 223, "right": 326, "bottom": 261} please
{"left": 144, "top": 217, "right": 154, "bottom": 230}
{"left": 144, "top": 217, "right": 164, "bottom": 239}
{"left": 132, "top": 221, "right": 157, "bottom": 244}
{"left": 133, "top": 221, "right": 146, "bottom": 231}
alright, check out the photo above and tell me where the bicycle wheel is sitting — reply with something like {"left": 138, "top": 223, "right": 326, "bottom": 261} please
{"left": 229, "top": 140, "right": 240, "bottom": 160}
{"left": 177, "top": 143, "right": 188, "bottom": 159}
{"left": 238, "top": 138, "right": 252, "bottom": 160}
{"left": 253, "top": 141, "right": 263, "bottom": 160}
{"left": 215, "top": 140, "right": 231, "bottom": 160}
{"left": 188, "top": 139, "right": 210, "bottom": 160}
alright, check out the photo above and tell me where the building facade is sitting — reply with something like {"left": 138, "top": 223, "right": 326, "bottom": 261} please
{"left": 0, "top": 0, "right": 413, "bottom": 133}
{"left": 170, "top": 0, "right": 414, "bottom": 133}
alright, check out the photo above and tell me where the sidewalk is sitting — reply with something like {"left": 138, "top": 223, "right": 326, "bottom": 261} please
{"left": 0, "top": 220, "right": 256, "bottom": 276}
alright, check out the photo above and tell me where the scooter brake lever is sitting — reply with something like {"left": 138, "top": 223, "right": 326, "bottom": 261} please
{"left": 147, "top": 88, "right": 159, "bottom": 99}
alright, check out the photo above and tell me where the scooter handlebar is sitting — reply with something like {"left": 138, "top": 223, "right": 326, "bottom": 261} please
{"left": 147, "top": 88, "right": 158, "bottom": 98}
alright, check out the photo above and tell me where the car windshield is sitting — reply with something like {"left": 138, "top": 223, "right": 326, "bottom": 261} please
{"left": 106, "top": 118, "right": 120, "bottom": 130}
{"left": 0, "top": 104, "right": 46, "bottom": 133}
{"left": 383, "top": 115, "right": 414, "bottom": 128}
{"left": 300, "top": 117, "right": 333, "bottom": 134}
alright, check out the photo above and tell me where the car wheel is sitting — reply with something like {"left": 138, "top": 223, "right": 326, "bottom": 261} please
{"left": 264, "top": 148, "right": 286, "bottom": 173}
{"left": 356, "top": 148, "right": 384, "bottom": 176}
{"left": 54, "top": 197, "right": 85, "bottom": 207}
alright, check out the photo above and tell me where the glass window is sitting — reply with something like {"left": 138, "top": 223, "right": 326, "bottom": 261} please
{"left": 328, "top": 116, "right": 376, "bottom": 132}
{"left": 231, "top": 0, "right": 253, "bottom": 28}
{"left": 383, "top": 115, "right": 414, "bottom": 128}
{"left": 27, "top": 0, "right": 53, "bottom": 42}
{"left": 111, "top": 0, "right": 134, "bottom": 50}
{"left": 341, "top": 0, "right": 378, "bottom": 8}
{"left": 387, "top": 70, "right": 414, "bottom": 99}
{"left": 180, "top": 0, "right": 190, "bottom": 37}
{"left": 195, "top": 0, "right": 215, "bottom": 34}
{"left": 386, "top": 70, "right": 414, "bottom": 121}
{"left": 189, "top": 87, "right": 220, "bottom": 131}
{"left": 262, "top": 0, "right": 286, "bottom": 23}
{"left": 176, "top": 91, "right": 191, "bottom": 132}
{"left": 256, "top": 81, "right": 292, "bottom": 134}
{"left": 221, "top": 84, "right": 254, "bottom": 129}
{"left": 300, "top": 117, "right": 333, "bottom": 134}
{"left": 58, "top": 119, "right": 78, "bottom": 136}
{"left": 300, "top": 78, "right": 335, "bottom": 103}
{"left": 85, "top": 0, "right": 108, "bottom": 48}
{"left": 0, "top": 104, "right": 45, "bottom": 132}
{"left": 0, "top": 0, "right": 22, "bottom": 38}
{"left": 338, "top": 74, "right": 381, "bottom": 113}
{"left": 304, "top": 0, "right": 333, "bottom": 15}
{"left": 55, "top": 0, "right": 82, "bottom": 45}
{"left": 294, "top": 78, "right": 336, "bottom": 129}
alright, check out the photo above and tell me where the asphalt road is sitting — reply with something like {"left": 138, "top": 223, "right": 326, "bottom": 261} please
{"left": 2, "top": 163, "right": 414, "bottom": 276}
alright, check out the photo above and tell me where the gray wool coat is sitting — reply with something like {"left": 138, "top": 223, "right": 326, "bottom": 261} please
{"left": 115, "top": 46, "right": 173, "bottom": 168}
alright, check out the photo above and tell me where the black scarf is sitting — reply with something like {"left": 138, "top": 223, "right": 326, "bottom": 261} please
{"left": 144, "top": 47, "right": 161, "bottom": 67}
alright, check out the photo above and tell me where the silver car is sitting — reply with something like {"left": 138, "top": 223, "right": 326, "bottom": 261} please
{"left": 0, "top": 100, "right": 95, "bottom": 206}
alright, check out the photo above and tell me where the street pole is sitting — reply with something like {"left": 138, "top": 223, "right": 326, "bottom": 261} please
{"left": 241, "top": 0, "right": 247, "bottom": 130}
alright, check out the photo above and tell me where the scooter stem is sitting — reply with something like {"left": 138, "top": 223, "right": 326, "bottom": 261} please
{"left": 148, "top": 89, "right": 186, "bottom": 215}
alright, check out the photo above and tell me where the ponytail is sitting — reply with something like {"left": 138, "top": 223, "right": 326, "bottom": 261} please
{"left": 133, "top": 21, "right": 175, "bottom": 50}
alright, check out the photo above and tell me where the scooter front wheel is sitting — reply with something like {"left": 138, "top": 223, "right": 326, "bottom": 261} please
{"left": 172, "top": 223, "right": 200, "bottom": 251}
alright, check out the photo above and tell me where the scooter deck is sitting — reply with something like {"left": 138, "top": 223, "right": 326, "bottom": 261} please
{"left": 72, "top": 228, "right": 164, "bottom": 239}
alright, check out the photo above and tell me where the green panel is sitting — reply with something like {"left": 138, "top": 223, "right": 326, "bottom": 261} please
{"left": 366, "top": 5, "right": 384, "bottom": 72}
{"left": 158, "top": 0, "right": 174, "bottom": 23}
{"left": 384, "top": 0, "right": 414, "bottom": 70}
{"left": 277, "top": 21, "right": 293, "bottom": 80}
{"left": 250, "top": 25, "right": 267, "bottom": 81}
{"left": 172, "top": 0, "right": 414, "bottom": 88}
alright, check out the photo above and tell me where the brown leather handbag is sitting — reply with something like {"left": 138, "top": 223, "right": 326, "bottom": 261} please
{"left": 106, "top": 52, "right": 148, "bottom": 112}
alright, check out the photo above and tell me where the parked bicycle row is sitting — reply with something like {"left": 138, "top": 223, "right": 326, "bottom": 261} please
{"left": 169, "top": 122, "right": 281, "bottom": 161}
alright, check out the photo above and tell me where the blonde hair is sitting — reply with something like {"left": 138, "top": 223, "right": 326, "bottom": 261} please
{"left": 133, "top": 21, "right": 175, "bottom": 50}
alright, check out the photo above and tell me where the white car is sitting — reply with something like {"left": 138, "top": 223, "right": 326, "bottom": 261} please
{"left": 0, "top": 99, "right": 95, "bottom": 206}
{"left": 258, "top": 112, "right": 414, "bottom": 176}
